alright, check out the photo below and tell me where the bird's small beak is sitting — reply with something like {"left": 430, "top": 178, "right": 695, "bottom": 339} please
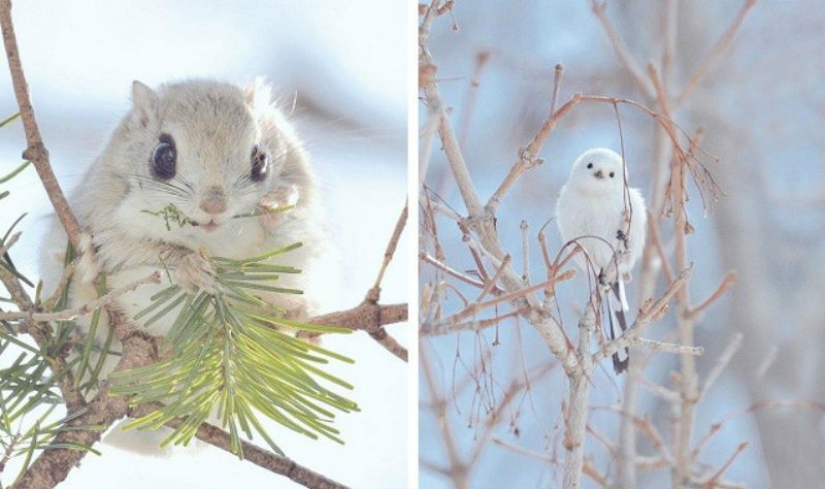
{"left": 594, "top": 170, "right": 604, "bottom": 179}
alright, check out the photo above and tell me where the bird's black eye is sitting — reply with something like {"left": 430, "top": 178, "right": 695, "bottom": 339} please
{"left": 250, "top": 145, "right": 268, "bottom": 182}
{"left": 587, "top": 162, "right": 593, "bottom": 169}
{"left": 151, "top": 133, "right": 176, "bottom": 180}
{"left": 609, "top": 171, "right": 615, "bottom": 178}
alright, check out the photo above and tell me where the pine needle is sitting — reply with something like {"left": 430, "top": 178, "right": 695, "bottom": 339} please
{"left": 109, "top": 242, "right": 357, "bottom": 457}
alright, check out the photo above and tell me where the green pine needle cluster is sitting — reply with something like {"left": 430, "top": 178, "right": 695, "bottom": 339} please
{"left": 2, "top": 142, "right": 101, "bottom": 483}
{"left": 0, "top": 344, "right": 103, "bottom": 477}
{"left": 107, "top": 243, "right": 359, "bottom": 457}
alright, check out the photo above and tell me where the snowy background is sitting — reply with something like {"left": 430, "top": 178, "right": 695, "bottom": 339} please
{"left": 0, "top": 1, "right": 408, "bottom": 488}
{"left": 420, "top": 1, "right": 825, "bottom": 488}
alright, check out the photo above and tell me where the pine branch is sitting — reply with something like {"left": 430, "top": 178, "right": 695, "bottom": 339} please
{"left": 107, "top": 244, "right": 359, "bottom": 457}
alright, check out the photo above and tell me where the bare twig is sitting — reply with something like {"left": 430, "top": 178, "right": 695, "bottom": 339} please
{"left": 520, "top": 220, "right": 529, "bottom": 282}
{"left": 476, "top": 254, "right": 512, "bottom": 303}
{"left": 594, "top": 267, "right": 692, "bottom": 364}
{"left": 420, "top": 343, "right": 468, "bottom": 489}
{"left": 630, "top": 338, "right": 704, "bottom": 356}
{"left": 421, "top": 309, "right": 527, "bottom": 336}
{"left": 486, "top": 92, "right": 583, "bottom": 215}
{"left": 131, "top": 403, "right": 352, "bottom": 489}
{"left": 309, "top": 302, "right": 408, "bottom": 361}
{"left": 358, "top": 202, "right": 409, "bottom": 361}
{"left": 419, "top": 102, "right": 440, "bottom": 189}
{"left": 550, "top": 63, "right": 564, "bottom": 114}
{"left": 674, "top": 0, "right": 757, "bottom": 107}
{"left": 687, "top": 271, "right": 737, "bottom": 319}
{"left": 699, "top": 332, "right": 743, "bottom": 398}
{"left": 419, "top": 251, "right": 485, "bottom": 288}
{"left": 422, "top": 273, "right": 574, "bottom": 337}
{"left": 0, "top": 272, "right": 161, "bottom": 324}
{"left": 697, "top": 442, "right": 749, "bottom": 489}
{"left": 588, "top": 0, "right": 655, "bottom": 99}
{"left": 458, "top": 50, "right": 490, "bottom": 147}
{"left": 368, "top": 201, "right": 407, "bottom": 298}
{"left": 0, "top": 0, "right": 81, "bottom": 249}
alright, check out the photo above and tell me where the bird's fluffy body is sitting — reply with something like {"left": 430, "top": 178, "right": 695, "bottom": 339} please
{"left": 556, "top": 148, "right": 646, "bottom": 280}
{"left": 555, "top": 147, "right": 647, "bottom": 373}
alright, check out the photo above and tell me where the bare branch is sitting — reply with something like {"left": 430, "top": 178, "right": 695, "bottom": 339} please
{"left": 419, "top": 252, "right": 485, "bottom": 288}
{"left": 132, "top": 404, "right": 352, "bottom": 489}
{"left": 699, "top": 332, "right": 743, "bottom": 399}
{"left": 550, "top": 63, "right": 564, "bottom": 114}
{"left": 421, "top": 274, "right": 573, "bottom": 337}
{"left": 368, "top": 201, "right": 407, "bottom": 298}
{"left": 594, "top": 266, "right": 692, "bottom": 364}
{"left": 687, "top": 271, "right": 737, "bottom": 319}
{"left": 486, "top": 92, "right": 583, "bottom": 215}
{"left": 0, "top": 0, "right": 82, "bottom": 249}
{"left": 697, "top": 442, "right": 749, "bottom": 489}
{"left": 588, "top": 0, "right": 655, "bottom": 99}
{"left": 630, "top": 337, "right": 704, "bottom": 357}
{"left": 562, "top": 304, "right": 596, "bottom": 489}
{"left": 674, "top": 0, "right": 757, "bottom": 107}
{"left": 0, "top": 272, "right": 161, "bottom": 324}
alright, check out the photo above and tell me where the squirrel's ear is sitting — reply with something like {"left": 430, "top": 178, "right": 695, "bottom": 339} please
{"left": 131, "top": 81, "right": 158, "bottom": 128}
{"left": 132, "top": 80, "right": 157, "bottom": 108}
{"left": 243, "top": 77, "right": 272, "bottom": 113}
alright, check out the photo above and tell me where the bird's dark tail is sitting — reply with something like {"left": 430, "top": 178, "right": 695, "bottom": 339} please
{"left": 606, "top": 280, "right": 630, "bottom": 374}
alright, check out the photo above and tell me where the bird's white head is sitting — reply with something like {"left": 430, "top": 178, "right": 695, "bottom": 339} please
{"left": 567, "top": 148, "right": 627, "bottom": 194}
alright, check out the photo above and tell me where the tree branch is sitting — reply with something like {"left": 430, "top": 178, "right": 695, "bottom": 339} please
{"left": 674, "top": 0, "right": 756, "bottom": 108}
{"left": 129, "top": 404, "right": 351, "bottom": 489}
{"left": 0, "top": 0, "right": 81, "bottom": 249}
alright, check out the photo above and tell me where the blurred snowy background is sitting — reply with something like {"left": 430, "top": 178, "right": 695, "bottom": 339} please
{"left": 420, "top": 1, "right": 825, "bottom": 488}
{"left": 0, "top": 1, "right": 407, "bottom": 488}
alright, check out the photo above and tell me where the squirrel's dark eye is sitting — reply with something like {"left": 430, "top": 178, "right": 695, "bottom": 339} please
{"left": 151, "top": 133, "right": 176, "bottom": 180}
{"left": 250, "top": 145, "right": 268, "bottom": 182}
{"left": 609, "top": 171, "right": 615, "bottom": 178}
{"left": 587, "top": 162, "right": 593, "bottom": 169}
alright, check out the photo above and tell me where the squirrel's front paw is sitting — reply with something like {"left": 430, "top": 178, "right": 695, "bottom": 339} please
{"left": 174, "top": 248, "right": 217, "bottom": 294}
{"left": 77, "top": 232, "right": 102, "bottom": 283}
{"left": 258, "top": 184, "right": 299, "bottom": 232}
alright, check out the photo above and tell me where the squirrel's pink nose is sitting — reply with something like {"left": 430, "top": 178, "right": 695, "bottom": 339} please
{"left": 200, "top": 186, "right": 227, "bottom": 215}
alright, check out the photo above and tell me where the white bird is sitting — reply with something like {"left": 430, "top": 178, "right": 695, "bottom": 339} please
{"left": 555, "top": 148, "right": 647, "bottom": 373}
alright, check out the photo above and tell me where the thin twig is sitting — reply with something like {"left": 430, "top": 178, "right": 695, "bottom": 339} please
{"left": 310, "top": 302, "right": 408, "bottom": 361}
{"left": 368, "top": 201, "right": 407, "bottom": 299}
{"left": 674, "top": 0, "right": 757, "bottom": 107}
{"left": 132, "top": 403, "right": 352, "bottom": 489}
{"left": 630, "top": 338, "right": 704, "bottom": 356}
{"left": 699, "top": 332, "right": 743, "bottom": 399}
{"left": 419, "top": 252, "right": 485, "bottom": 288}
{"left": 475, "top": 254, "right": 511, "bottom": 303}
{"left": 486, "top": 92, "right": 583, "bottom": 215}
{"left": 594, "top": 267, "right": 692, "bottom": 364}
{"left": 588, "top": 0, "right": 655, "bottom": 99}
{"left": 638, "top": 376, "right": 681, "bottom": 404}
{"left": 357, "top": 202, "right": 409, "bottom": 360}
{"left": 419, "top": 343, "right": 469, "bottom": 489}
{"left": 550, "top": 63, "right": 564, "bottom": 114}
{"left": 687, "top": 271, "right": 737, "bottom": 319}
{"left": 421, "top": 309, "right": 526, "bottom": 337}
{"left": 0, "top": 272, "right": 161, "bottom": 324}
{"left": 0, "top": 0, "right": 81, "bottom": 249}
{"left": 697, "top": 442, "right": 749, "bottom": 489}
{"left": 424, "top": 274, "right": 574, "bottom": 336}
{"left": 520, "top": 220, "right": 529, "bottom": 282}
